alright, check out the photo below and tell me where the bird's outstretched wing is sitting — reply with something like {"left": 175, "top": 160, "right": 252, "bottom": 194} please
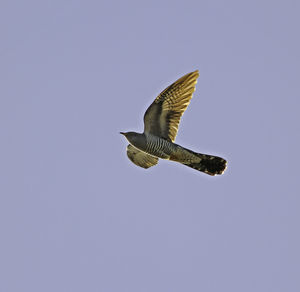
{"left": 126, "top": 144, "right": 158, "bottom": 169}
{"left": 143, "top": 70, "right": 199, "bottom": 142}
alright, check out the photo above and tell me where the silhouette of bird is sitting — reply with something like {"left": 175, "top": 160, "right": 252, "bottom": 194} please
{"left": 120, "top": 70, "right": 227, "bottom": 175}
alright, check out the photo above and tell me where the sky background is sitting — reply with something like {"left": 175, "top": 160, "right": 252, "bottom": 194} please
{"left": 1, "top": 0, "right": 300, "bottom": 291}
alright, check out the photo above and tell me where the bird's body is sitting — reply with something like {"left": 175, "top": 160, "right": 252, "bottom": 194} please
{"left": 121, "top": 70, "right": 227, "bottom": 176}
{"left": 125, "top": 132, "right": 183, "bottom": 160}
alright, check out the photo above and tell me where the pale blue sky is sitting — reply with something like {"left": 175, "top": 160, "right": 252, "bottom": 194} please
{"left": 1, "top": 1, "right": 300, "bottom": 291}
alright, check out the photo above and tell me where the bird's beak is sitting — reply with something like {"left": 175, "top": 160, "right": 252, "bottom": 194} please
{"left": 120, "top": 132, "right": 125, "bottom": 136}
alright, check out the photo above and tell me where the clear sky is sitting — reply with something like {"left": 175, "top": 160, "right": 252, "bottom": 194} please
{"left": 1, "top": 0, "right": 300, "bottom": 291}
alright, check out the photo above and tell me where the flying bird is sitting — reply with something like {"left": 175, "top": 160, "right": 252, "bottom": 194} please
{"left": 120, "top": 70, "right": 227, "bottom": 175}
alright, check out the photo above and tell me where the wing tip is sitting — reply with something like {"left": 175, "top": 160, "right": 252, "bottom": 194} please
{"left": 182, "top": 70, "right": 200, "bottom": 84}
{"left": 190, "top": 69, "right": 200, "bottom": 77}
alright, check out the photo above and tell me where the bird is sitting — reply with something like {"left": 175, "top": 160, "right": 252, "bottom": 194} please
{"left": 120, "top": 70, "right": 227, "bottom": 175}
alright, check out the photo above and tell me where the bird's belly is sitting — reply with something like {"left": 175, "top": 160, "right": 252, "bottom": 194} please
{"left": 144, "top": 136, "right": 173, "bottom": 159}
{"left": 146, "top": 148, "right": 170, "bottom": 159}
{"left": 128, "top": 142, "right": 168, "bottom": 159}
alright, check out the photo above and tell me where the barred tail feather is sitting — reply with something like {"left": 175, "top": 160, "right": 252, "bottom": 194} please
{"left": 183, "top": 153, "right": 227, "bottom": 176}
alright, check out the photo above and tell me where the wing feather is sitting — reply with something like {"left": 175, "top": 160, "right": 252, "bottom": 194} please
{"left": 143, "top": 70, "right": 199, "bottom": 142}
{"left": 126, "top": 144, "right": 158, "bottom": 169}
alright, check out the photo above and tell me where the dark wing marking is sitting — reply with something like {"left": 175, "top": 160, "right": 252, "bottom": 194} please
{"left": 126, "top": 144, "right": 158, "bottom": 169}
{"left": 143, "top": 70, "right": 199, "bottom": 142}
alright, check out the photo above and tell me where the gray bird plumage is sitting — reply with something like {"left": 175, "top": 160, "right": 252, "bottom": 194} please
{"left": 120, "top": 70, "right": 227, "bottom": 175}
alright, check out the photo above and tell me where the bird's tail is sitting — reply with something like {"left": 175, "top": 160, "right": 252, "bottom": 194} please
{"left": 182, "top": 152, "right": 227, "bottom": 176}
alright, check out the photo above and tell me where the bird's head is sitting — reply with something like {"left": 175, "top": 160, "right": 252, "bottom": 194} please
{"left": 120, "top": 131, "right": 142, "bottom": 144}
{"left": 120, "top": 131, "right": 130, "bottom": 138}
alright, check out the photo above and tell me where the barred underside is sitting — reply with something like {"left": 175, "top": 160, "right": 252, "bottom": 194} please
{"left": 144, "top": 135, "right": 227, "bottom": 176}
{"left": 145, "top": 134, "right": 173, "bottom": 159}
